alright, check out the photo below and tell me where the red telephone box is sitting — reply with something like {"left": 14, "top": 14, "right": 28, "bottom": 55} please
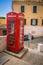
{"left": 6, "top": 12, "right": 24, "bottom": 53}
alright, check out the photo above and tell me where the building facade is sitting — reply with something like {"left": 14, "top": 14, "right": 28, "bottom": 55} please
{"left": 12, "top": 0, "right": 43, "bottom": 37}
{"left": 0, "top": 17, "right": 6, "bottom": 36}
{"left": 0, "top": 17, "right": 6, "bottom": 24}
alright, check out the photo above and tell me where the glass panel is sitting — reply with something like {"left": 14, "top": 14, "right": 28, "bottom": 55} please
{"left": 33, "top": 6, "right": 37, "bottom": 13}
{"left": 32, "top": 19, "right": 36, "bottom": 25}
{"left": 20, "top": 40, "right": 22, "bottom": 43}
{"left": 8, "top": 21, "right": 14, "bottom": 34}
{"left": 3, "top": 29, "right": 6, "bottom": 35}
{"left": 21, "top": 6, "right": 24, "bottom": 12}
{"left": 8, "top": 20, "right": 15, "bottom": 46}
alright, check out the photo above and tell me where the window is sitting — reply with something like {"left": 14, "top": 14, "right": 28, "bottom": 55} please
{"left": 21, "top": 6, "right": 24, "bottom": 12}
{"left": 3, "top": 29, "right": 6, "bottom": 35}
{"left": 31, "top": 19, "right": 38, "bottom": 26}
{"left": 42, "top": 19, "right": 43, "bottom": 25}
{"left": 24, "top": 19, "right": 26, "bottom": 25}
{"left": 32, "top": 6, "right": 37, "bottom": 13}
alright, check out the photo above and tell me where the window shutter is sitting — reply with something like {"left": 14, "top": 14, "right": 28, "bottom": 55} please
{"left": 42, "top": 19, "right": 43, "bottom": 25}
{"left": 36, "top": 19, "right": 38, "bottom": 25}
{"left": 31, "top": 19, "right": 32, "bottom": 25}
{"left": 24, "top": 19, "right": 26, "bottom": 25}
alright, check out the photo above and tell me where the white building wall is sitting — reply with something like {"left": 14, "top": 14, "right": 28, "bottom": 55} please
{"left": 24, "top": 26, "right": 43, "bottom": 37}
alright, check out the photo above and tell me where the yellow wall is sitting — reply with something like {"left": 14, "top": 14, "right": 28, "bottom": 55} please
{"left": 13, "top": 4, "right": 43, "bottom": 26}
{"left": 0, "top": 18, "right": 6, "bottom": 24}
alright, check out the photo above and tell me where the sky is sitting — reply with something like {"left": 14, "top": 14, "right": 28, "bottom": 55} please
{"left": 0, "top": 0, "right": 12, "bottom": 17}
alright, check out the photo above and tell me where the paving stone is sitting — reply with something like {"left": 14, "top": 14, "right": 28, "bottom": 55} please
{"left": 0, "top": 52, "right": 9, "bottom": 65}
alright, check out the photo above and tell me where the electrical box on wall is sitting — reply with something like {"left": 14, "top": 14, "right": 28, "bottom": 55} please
{"left": 6, "top": 12, "right": 24, "bottom": 53}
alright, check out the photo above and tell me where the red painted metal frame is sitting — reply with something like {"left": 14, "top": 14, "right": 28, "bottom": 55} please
{"left": 6, "top": 12, "right": 24, "bottom": 53}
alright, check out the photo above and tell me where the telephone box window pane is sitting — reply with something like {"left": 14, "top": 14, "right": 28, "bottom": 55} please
{"left": 8, "top": 21, "right": 15, "bottom": 46}
{"left": 31, "top": 19, "right": 38, "bottom": 26}
{"left": 32, "top": 6, "right": 37, "bottom": 13}
{"left": 8, "top": 21, "right": 14, "bottom": 34}
{"left": 21, "top": 6, "right": 25, "bottom": 12}
{"left": 20, "top": 35, "right": 22, "bottom": 38}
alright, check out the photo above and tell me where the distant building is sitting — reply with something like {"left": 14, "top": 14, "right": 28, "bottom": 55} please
{"left": 0, "top": 17, "right": 6, "bottom": 36}
{"left": 12, "top": 0, "right": 43, "bottom": 37}
{"left": 0, "top": 17, "right": 6, "bottom": 24}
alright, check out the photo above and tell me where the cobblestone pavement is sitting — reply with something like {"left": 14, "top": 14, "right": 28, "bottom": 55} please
{"left": 22, "top": 51, "right": 43, "bottom": 65}
{"left": 4, "top": 51, "right": 43, "bottom": 65}
{"left": 4, "top": 53, "right": 30, "bottom": 65}
{"left": 24, "top": 37, "right": 43, "bottom": 48}
{"left": 22, "top": 37, "right": 43, "bottom": 65}
{"left": 4, "top": 37, "right": 43, "bottom": 65}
